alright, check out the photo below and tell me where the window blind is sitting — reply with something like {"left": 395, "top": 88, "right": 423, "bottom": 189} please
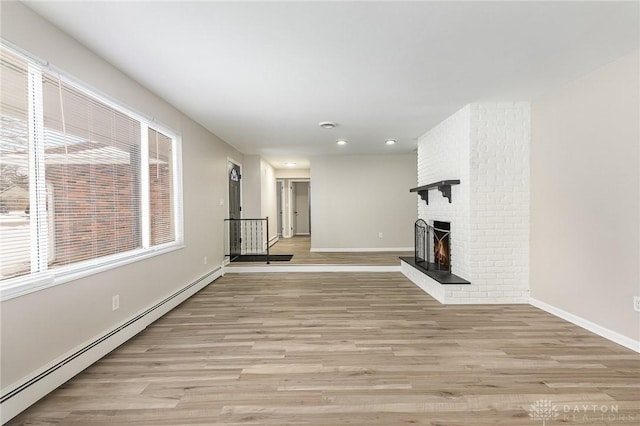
{"left": 148, "top": 128, "right": 174, "bottom": 245}
{"left": 42, "top": 73, "right": 142, "bottom": 267}
{"left": 0, "top": 49, "right": 32, "bottom": 280}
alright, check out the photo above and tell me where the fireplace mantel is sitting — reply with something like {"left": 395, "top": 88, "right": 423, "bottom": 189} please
{"left": 410, "top": 180, "right": 460, "bottom": 204}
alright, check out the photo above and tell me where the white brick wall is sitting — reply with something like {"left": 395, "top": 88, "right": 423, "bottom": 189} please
{"left": 417, "top": 105, "right": 472, "bottom": 281}
{"left": 409, "top": 102, "right": 530, "bottom": 304}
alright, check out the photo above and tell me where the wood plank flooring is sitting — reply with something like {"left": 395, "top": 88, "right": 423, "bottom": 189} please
{"left": 8, "top": 272, "right": 639, "bottom": 425}
{"left": 227, "top": 236, "right": 413, "bottom": 266}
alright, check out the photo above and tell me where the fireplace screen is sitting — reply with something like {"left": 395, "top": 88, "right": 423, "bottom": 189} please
{"left": 414, "top": 219, "right": 451, "bottom": 273}
{"left": 414, "top": 219, "right": 428, "bottom": 264}
{"left": 432, "top": 221, "right": 450, "bottom": 270}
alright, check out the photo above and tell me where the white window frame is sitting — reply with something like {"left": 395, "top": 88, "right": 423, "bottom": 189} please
{"left": 0, "top": 43, "right": 184, "bottom": 301}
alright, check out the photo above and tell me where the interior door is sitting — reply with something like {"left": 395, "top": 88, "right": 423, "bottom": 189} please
{"left": 294, "top": 182, "right": 310, "bottom": 235}
{"left": 228, "top": 162, "right": 241, "bottom": 255}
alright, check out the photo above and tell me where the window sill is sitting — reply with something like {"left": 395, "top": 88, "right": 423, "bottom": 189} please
{"left": 0, "top": 244, "right": 185, "bottom": 302}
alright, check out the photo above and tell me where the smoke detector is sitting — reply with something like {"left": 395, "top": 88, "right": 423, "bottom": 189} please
{"left": 319, "top": 121, "right": 337, "bottom": 129}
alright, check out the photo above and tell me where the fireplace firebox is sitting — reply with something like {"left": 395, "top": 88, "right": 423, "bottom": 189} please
{"left": 404, "top": 219, "right": 468, "bottom": 284}
{"left": 433, "top": 220, "right": 450, "bottom": 271}
{"left": 414, "top": 219, "right": 451, "bottom": 273}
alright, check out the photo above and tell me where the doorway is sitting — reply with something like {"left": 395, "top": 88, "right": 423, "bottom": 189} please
{"left": 291, "top": 181, "right": 310, "bottom": 236}
{"left": 228, "top": 160, "right": 242, "bottom": 255}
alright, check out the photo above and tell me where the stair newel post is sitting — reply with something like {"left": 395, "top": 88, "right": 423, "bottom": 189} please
{"left": 266, "top": 217, "right": 270, "bottom": 264}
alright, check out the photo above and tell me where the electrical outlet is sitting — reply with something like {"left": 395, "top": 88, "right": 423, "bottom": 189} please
{"left": 378, "top": 232, "right": 383, "bottom": 239}
{"left": 112, "top": 295, "right": 120, "bottom": 311}
{"left": 634, "top": 296, "right": 640, "bottom": 312}
{"left": 204, "top": 256, "right": 208, "bottom": 265}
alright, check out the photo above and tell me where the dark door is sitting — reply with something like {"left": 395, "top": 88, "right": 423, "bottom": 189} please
{"left": 228, "top": 162, "right": 241, "bottom": 255}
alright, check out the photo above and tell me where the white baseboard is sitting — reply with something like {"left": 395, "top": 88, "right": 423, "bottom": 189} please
{"left": 0, "top": 266, "right": 223, "bottom": 425}
{"left": 225, "top": 265, "right": 401, "bottom": 273}
{"left": 310, "top": 247, "right": 413, "bottom": 253}
{"left": 268, "top": 235, "right": 279, "bottom": 247}
{"left": 530, "top": 297, "right": 640, "bottom": 353}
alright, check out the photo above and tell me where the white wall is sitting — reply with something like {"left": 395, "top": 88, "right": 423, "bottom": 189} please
{"left": 310, "top": 154, "right": 416, "bottom": 251}
{"left": 260, "top": 159, "right": 278, "bottom": 243}
{"left": 530, "top": 50, "right": 640, "bottom": 344}
{"left": 241, "top": 155, "right": 262, "bottom": 219}
{"left": 242, "top": 155, "right": 278, "bottom": 244}
{"left": 0, "top": 0, "right": 242, "bottom": 409}
{"left": 275, "top": 168, "right": 310, "bottom": 179}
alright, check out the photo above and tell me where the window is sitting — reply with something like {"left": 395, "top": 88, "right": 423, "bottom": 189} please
{"left": 0, "top": 44, "right": 182, "bottom": 297}
{"left": 42, "top": 73, "right": 143, "bottom": 267}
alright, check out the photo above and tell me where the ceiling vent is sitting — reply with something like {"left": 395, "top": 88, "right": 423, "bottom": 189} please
{"left": 318, "top": 121, "right": 337, "bottom": 129}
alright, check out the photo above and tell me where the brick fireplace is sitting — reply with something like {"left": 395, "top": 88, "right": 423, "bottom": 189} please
{"left": 402, "top": 102, "right": 531, "bottom": 304}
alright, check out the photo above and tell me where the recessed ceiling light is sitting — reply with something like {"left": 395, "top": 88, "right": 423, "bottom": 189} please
{"left": 385, "top": 139, "right": 396, "bottom": 145}
{"left": 336, "top": 140, "right": 347, "bottom": 145}
{"left": 319, "top": 121, "right": 337, "bottom": 129}
{"left": 285, "top": 162, "right": 296, "bottom": 167}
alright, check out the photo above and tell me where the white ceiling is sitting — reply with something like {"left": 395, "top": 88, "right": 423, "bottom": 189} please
{"left": 25, "top": 1, "right": 639, "bottom": 169}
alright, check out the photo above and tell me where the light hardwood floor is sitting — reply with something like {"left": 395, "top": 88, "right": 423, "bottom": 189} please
{"left": 8, "top": 272, "right": 639, "bottom": 425}
{"left": 227, "top": 236, "right": 413, "bottom": 266}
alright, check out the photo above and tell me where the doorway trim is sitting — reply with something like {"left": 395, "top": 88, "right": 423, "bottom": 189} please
{"left": 226, "top": 157, "right": 243, "bottom": 220}
{"left": 226, "top": 158, "right": 243, "bottom": 262}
